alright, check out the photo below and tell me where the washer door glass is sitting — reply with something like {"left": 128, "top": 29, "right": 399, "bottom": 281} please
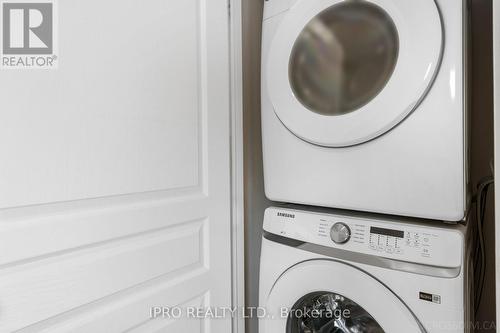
{"left": 289, "top": 1, "right": 399, "bottom": 116}
{"left": 263, "top": 260, "right": 424, "bottom": 332}
{"left": 287, "top": 291, "right": 383, "bottom": 333}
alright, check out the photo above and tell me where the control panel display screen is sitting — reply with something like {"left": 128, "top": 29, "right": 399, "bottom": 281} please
{"left": 370, "top": 226, "right": 404, "bottom": 238}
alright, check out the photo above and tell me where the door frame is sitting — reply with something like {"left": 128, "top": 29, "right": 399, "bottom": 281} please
{"left": 229, "top": 0, "right": 245, "bottom": 332}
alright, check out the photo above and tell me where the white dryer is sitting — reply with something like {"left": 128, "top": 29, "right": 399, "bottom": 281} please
{"left": 261, "top": 0, "right": 470, "bottom": 221}
{"left": 259, "top": 207, "right": 474, "bottom": 332}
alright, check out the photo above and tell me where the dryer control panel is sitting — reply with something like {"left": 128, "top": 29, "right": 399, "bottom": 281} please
{"left": 264, "top": 207, "right": 465, "bottom": 268}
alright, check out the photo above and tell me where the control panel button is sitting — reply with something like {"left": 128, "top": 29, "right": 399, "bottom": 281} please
{"left": 330, "top": 222, "right": 351, "bottom": 244}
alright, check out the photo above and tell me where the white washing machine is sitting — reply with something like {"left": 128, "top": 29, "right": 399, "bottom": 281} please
{"left": 259, "top": 207, "right": 474, "bottom": 332}
{"left": 261, "top": 0, "right": 470, "bottom": 221}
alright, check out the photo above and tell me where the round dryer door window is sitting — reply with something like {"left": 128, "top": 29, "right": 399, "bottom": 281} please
{"left": 289, "top": 2, "right": 399, "bottom": 117}
{"left": 266, "top": 0, "right": 443, "bottom": 147}
{"left": 261, "top": 260, "right": 424, "bottom": 332}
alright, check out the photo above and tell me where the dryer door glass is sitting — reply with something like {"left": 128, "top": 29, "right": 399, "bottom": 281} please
{"left": 289, "top": 1, "right": 399, "bottom": 116}
{"left": 286, "top": 291, "right": 384, "bottom": 333}
{"left": 267, "top": 0, "right": 442, "bottom": 146}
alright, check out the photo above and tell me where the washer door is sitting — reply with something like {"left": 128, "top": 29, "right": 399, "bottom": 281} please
{"left": 267, "top": 0, "right": 442, "bottom": 147}
{"left": 263, "top": 260, "right": 424, "bottom": 332}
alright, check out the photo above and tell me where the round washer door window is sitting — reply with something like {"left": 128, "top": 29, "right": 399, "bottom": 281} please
{"left": 262, "top": 260, "right": 424, "bottom": 332}
{"left": 287, "top": 291, "right": 384, "bottom": 332}
{"left": 266, "top": 0, "right": 443, "bottom": 147}
{"left": 289, "top": 1, "right": 399, "bottom": 116}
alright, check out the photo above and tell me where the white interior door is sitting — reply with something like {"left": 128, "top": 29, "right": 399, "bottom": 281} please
{"left": 0, "top": 0, "right": 234, "bottom": 332}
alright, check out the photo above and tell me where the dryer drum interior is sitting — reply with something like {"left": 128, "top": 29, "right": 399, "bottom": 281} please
{"left": 289, "top": 1, "right": 400, "bottom": 117}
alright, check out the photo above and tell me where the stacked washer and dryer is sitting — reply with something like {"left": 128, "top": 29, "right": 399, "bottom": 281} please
{"left": 258, "top": 0, "right": 474, "bottom": 332}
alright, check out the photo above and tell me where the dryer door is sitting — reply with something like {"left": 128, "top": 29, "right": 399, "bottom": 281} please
{"left": 266, "top": 0, "right": 443, "bottom": 147}
{"left": 262, "top": 260, "right": 424, "bottom": 332}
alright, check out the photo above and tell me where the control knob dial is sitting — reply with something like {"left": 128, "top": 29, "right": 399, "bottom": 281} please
{"left": 330, "top": 222, "right": 351, "bottom": 244}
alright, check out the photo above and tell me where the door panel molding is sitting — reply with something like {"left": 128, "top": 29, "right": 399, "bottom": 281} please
{"left": 20, "top": 271, "right": 210, "bottom": 332}
{"left": 0, "top": 193, "right": 209, "bottom": 267}
{"left": 0, "top": 219, "right": 208, "bottom": 331}
{"left": 0, "top": 0, "right": 212, "bottom": 209}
